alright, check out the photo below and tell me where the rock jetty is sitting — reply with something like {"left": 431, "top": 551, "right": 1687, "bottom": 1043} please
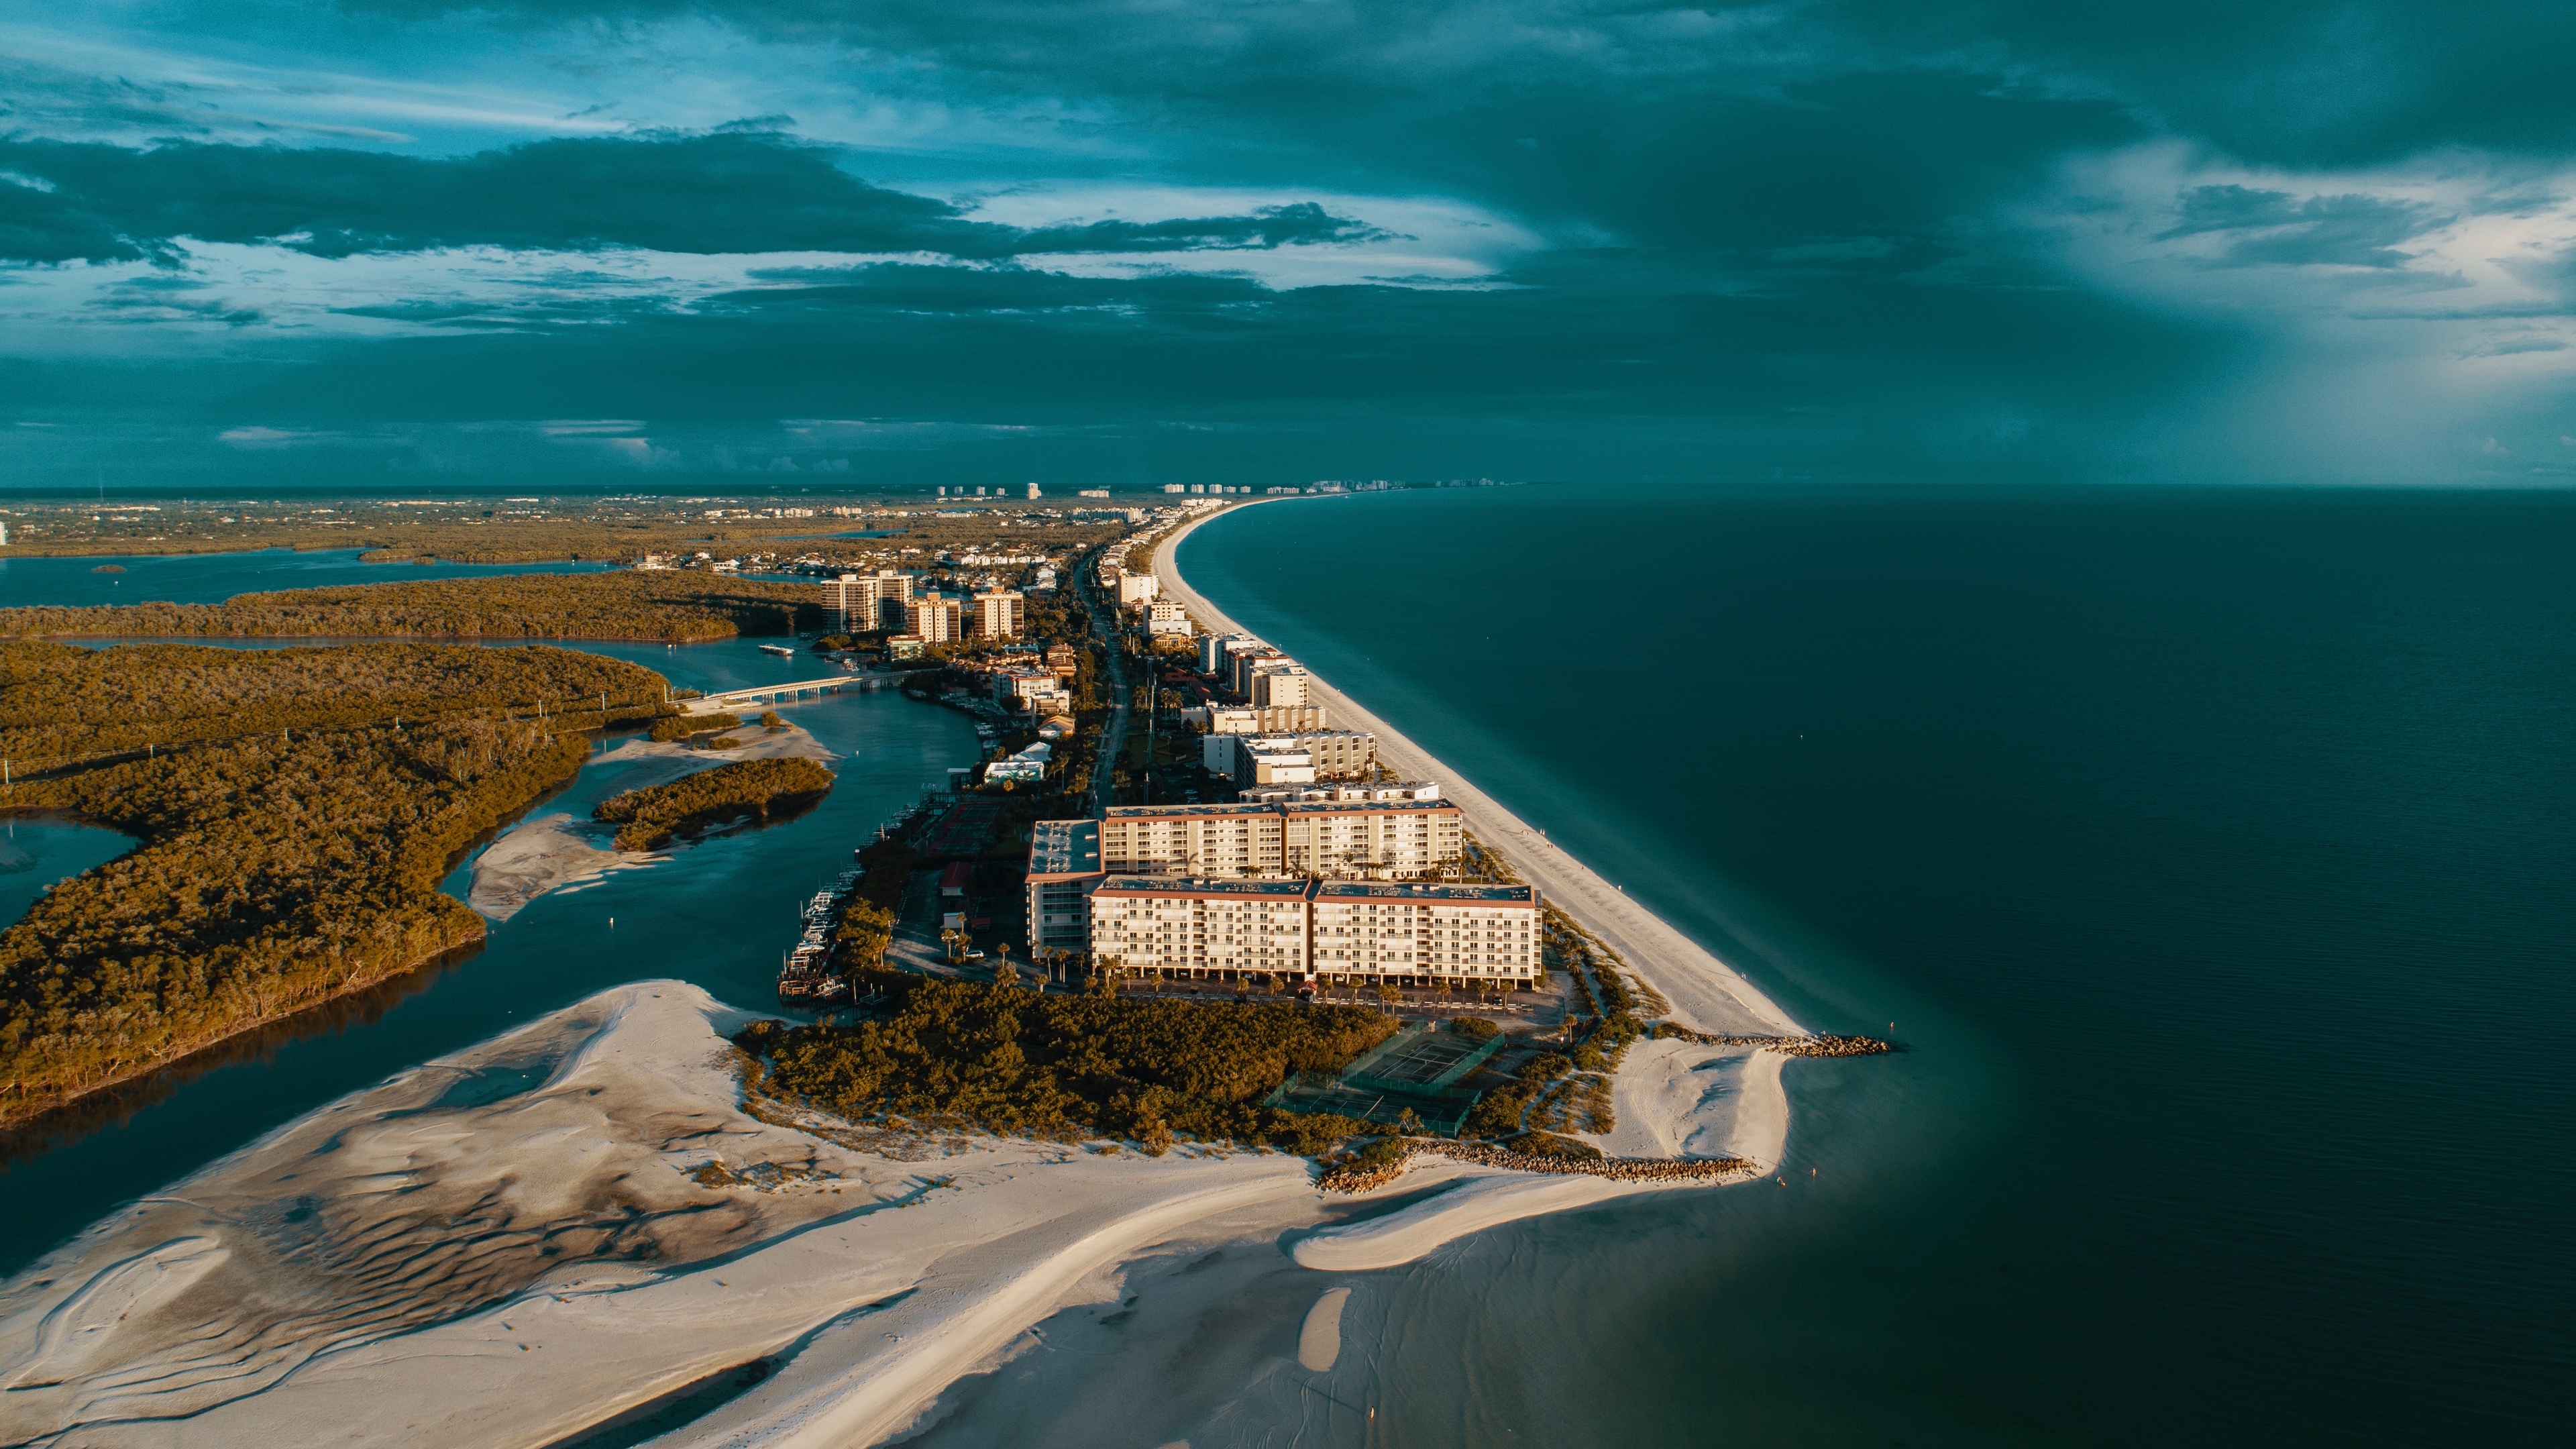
{"left": 1650, "top": 1024, "right": 1892, "bottom": 1057}
{"left": 1318, "top": 1140, "right": 1756, "bottom": 1194}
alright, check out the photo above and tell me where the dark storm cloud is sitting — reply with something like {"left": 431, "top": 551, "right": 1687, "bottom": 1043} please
{"left": 328, "top": 0, "right": 2576, "bottom": 165}
{"left": 1820, "top": 0, "right": 2576, "bottom": 164}
{"left": 0, "top": 131, "right": 1380, "bottom": 264}
{"left": 2159, "top": 185, "right": 2440, "bottom": 269}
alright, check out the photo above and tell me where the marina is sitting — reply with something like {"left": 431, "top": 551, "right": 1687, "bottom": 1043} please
{"left": 777, "top": 868, "right": 864, "bottom": 1006}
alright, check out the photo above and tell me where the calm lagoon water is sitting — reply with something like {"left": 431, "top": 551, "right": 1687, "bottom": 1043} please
{"left": 0, "top": 818, "right": 134, "bottom": 939}
{"left": 0, "top": 634, "right": 976, "bottom": 1265}
{"left": 0, "top": 547, "right": 607, "bottom": 608}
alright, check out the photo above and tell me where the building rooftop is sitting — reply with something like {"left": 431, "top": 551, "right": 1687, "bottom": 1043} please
{"left": 1095, "top": 875, "right": 1316, "bottom": 899}
{"left": 1104, "top": 803, "right": 1279, "bottom": 819}
{"left": 1313, "top": 882, "right": 1538, "bottom": 903}
{"left": 1277, "top": 799, "right": 1460, "bottom": 815}
{"left": 1025, "top": 818, "right": 1101, "bottom": 877}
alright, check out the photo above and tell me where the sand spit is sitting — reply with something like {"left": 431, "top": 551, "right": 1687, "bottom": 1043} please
{"left": 0, "top": 984, "right": 1334, "bottom": 1449}
{"left": 615, "top": 722, "right": 839, "bottom": 768}
{"left": 463, "top": 810, "right": 641, "bottom": 920}
{"left": 0, "top": 976, "right": 1793, "bottom": 1447}
{"left": 464, "top": 724, "right": 836, "bottom": 920}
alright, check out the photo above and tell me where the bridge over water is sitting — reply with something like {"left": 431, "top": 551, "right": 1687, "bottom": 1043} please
{"left": 682, "top": 674, "right": 898, "bottom": 714}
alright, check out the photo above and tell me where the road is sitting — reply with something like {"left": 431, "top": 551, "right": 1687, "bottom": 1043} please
{"left": 1076, "top": 551, "right": 1132, "bottom": 814}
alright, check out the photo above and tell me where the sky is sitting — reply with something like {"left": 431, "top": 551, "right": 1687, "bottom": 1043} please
{"left": 3, "top": 0, "right": 2573, "bottom": 490}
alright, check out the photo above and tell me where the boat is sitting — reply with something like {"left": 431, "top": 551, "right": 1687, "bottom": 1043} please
{"left": 759, "top": 643, "right": 797, "bottom": 657}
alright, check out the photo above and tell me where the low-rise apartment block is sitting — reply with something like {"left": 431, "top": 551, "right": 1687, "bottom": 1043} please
{"left": 1248, "top": 664, "right": 1308, "bottom": 708}
{"left": 1309, "top": 882, "right": 1538, "bottom": 985}
{"left": 1229, "top": 649, "right": 1290, "bottom": 698}
{"left": 1087, "top": 877, "right": 1538, "bottom": 985}
{"left": 1206, "top": 704, "right": 1329, "bottom": 733}
{"left": 1201, "top": 729, "right": 1377, "bottom": 783}
{"left": 1147, "top": 599, "right": 1193, "bottom": 635}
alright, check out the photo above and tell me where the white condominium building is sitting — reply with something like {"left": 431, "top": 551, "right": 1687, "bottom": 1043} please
{"left": 1086, "top": 877, "right": 1539, "bottom": 984}
{"left": 1090, "top": 876, "right": 1313, "bottom": 977}
{"left": 1206, "top": 705, "right": 1329, "bottom": 733}
{"left": 1230, "top": 648, "right": 1288, "bottom": 697}
{"left": 1148, "top": 599, "right": 1193, "bottom": 635}
{"left": 1099, "top": 803, "right": 1283, "bottom": 875}
{"left": 1201, "top": 729, "right": 1377, "bottom": 783}
{"left": 1310, "top": 882, "right": 1538, "bottom": 985}
{"left": 1240, "top": 780, "right": 1442, "bottom": 804}
{"left": 1281, "top": 799, "right": 1460, "bottom": 876}
{"left": 1248, "top": 665, "right": 1309, "bottom": 708}
{"left": 1098, "top": 798, "right": 1460, "bottom": 878}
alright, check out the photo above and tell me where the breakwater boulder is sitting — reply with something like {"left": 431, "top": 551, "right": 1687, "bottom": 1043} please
{"left": 1648, "top": 1024, "right": 1892, "bottom": 1057}
{"left": 1316, "top": 1140, "right": 1756, "bottom": 1193}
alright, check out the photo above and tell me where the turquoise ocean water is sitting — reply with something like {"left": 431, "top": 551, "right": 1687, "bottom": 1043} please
{"left": 3, "top": 490, "right": 2570, "bottom": 1446}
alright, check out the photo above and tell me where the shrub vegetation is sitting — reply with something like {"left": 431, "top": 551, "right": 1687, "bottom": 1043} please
{"left": 0, "top": 572, "right": 828, "bottom": 644}
{"left": 0, "top": 640, "right": 672, "bottom": 1128}
{"left": 735, "top": 979, "right": 1397, "bottom": 1154}
{"left": 593, "top": 757, "right": 835, "bottom": 850}
{"left": 648, "top": 712, "right": 739, "bottom": 743}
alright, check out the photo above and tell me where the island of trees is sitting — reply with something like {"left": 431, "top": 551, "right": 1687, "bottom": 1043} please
{"left": 0, "top": 639, "right": 673, "bottom": 1130}
{"left": 0, "top": 572, "right": 829, "bottom": 645}
{"left": 594, "top": 757, "right": 836, "bottom": 851}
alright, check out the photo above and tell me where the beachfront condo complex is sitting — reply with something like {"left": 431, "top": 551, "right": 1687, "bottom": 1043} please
{"left": 1088, "top": 877, "right": 1539, "bottom": 985}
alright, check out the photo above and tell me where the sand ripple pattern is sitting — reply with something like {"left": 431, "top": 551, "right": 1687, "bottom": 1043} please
{"left": 0, "top": 992, "right": 840, "bottom": 1445}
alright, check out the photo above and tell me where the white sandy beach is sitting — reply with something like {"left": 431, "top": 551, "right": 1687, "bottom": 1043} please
{"left": 0, "top": 973, "right": 1790, "bottom": 1448}
{"left": 1151, "top": 500, "right": 1803, "bottom": 1042}
{"left": 0, "top": 985, "right": 1328, "bottom": 1449}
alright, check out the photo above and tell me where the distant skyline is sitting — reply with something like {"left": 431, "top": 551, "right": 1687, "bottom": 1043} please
{"left": 4, "top": 1, "right": 2573, "bottom": 490}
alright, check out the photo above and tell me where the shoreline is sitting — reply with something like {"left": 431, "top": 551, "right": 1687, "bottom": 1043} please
{"left": 0, "top": 983, "right": 1334, "bottom": 1449}
{"left": 1152, "top": 499, "right": 1804, "bottom": 1040}
{"left": 0, "top": 981, "right": 1783, "bottom": 1448}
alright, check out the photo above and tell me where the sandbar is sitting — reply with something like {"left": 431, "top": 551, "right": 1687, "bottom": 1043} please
{"left": 464, "top": 724, "right": 837, "bottom": 919}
